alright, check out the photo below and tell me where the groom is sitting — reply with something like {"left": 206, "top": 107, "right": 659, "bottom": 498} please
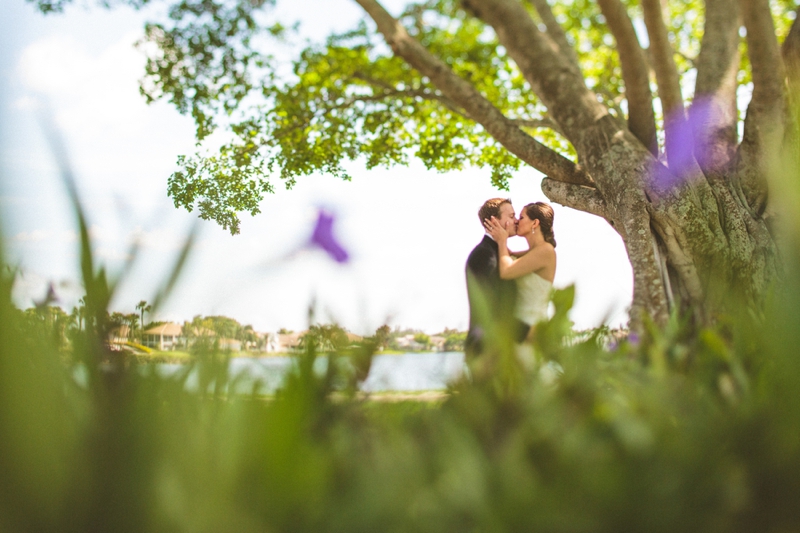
{"left": 465, "top": 198, "right": 529, "bottom": 358}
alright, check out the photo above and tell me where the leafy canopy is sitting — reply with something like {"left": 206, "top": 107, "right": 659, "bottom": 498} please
{"left": 29, "top": 0, "right": 798, "bottom": 233}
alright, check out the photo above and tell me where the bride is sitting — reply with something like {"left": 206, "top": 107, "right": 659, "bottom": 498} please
{"left": 483, "top": 201, "right": 557, "bottom": 340}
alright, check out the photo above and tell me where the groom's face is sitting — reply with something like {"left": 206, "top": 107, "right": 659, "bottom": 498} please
{"left": 497, "top": 203, "right": 518, "bottom": 236}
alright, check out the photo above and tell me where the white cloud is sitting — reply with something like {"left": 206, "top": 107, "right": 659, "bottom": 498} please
{"left": 94, "top": 246, "right": 132, "bottom": 262}
{"left": 17, "top": 32, "right": 149, "bottom": 133}
{"left": 11, "top": 268, "right": 84, "bottom": 311}
{"left": 18, "top": 35, "right": 92, "bottom": 94}
{"left": 129, "top": 226, "right": 198, "bottom": 252}
{"left": 13, "top": 29, "right": 195, "bottom": 198}
{"left": 11, "top": 95, "right": 40, "bottom": 111}
{"left": 88, "top": 224, "right": 114, "bottom": 243}
{"left": 59, "top": 230, "right": 79, "bottom": 243}
{"left": 12, "top": 229, "right": 49, "bottom": 242}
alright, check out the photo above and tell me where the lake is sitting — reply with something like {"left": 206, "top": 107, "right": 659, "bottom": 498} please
{"left": 157, "top": 351, "right": 467, "bottom": 394}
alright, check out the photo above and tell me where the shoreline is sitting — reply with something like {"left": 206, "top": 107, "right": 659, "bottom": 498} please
{"left": 126, "top": 349, "right": 462, "bottom": 365}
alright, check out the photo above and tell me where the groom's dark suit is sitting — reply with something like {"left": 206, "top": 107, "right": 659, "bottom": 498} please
{"left": 465, "top": 235, "right": 529, "bottom": 358}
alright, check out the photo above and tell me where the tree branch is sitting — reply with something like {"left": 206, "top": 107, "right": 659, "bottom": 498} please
{"left": 641, "top": 0, "right": 693, "bottom": 172}
{"left": 596, "top": 0, "right": 657, "bottom": 153}
{"left": 541, "top": 178, "right": 607, "bottom": 219}
{"left": 525, "top": 0, "right": 581, "bottom": 71}
{"left": 641, "top": 0, "right": 683, "bottom": 116}
{"left": 595, "top": 86, "right": 628, "bottom": 124}
{"left": 354, "top": 0, "right": 593, "bottom": 186}
{"left": 460, "top": 0, "right": 608, "bottom": 143}
{"left": 692, "top": 0, "right": 740, "bottom": 173}
{"left": 742, "top": 0, "right": 785, "bottom": 107}
{"left": 781, "top": 7, "right": 800, "bottom": 102}
{"left": 511, "top": 117, "right": 562, "bottom": 132}
{"left": 353, "top": 72, "right": 564, "bottom": 139}
{"left": 737, "top": 0, "right": 786, "bottom": 213}
{"left": 352, "top": 71, "right": 476, "bottom": 120}
{"left": 268, "top": 90, "right": 432, "bottom": 142}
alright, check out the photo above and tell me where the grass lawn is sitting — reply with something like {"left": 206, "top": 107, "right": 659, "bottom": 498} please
{"left": 134, "top": 350, "right": 192, "bottom": 363}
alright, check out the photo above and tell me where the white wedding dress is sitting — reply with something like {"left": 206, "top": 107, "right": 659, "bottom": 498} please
{"left": 514, "top": 270, "right": 552, "bottom": 327}
{"left": 514, "top": 270, "right": 561, "bottom": 383}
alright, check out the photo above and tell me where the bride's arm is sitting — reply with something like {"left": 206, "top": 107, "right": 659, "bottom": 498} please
{"left": 485, "top": 218, "right": 554, "bottom": 280}
{"left": 496, "top": 238, "right": 537, "bottom": 280}
{"left": 498, "top": 246, "right": 554, "bottom": 280}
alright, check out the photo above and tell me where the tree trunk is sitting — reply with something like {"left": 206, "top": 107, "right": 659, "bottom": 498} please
{"left": 546, "top": 121, "right": 781, "bottom": 328}
{"left": 357, "top": 0, "right": 789, "bottom": 329}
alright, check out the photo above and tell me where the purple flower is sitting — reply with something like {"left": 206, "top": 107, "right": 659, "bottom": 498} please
{"left": 309, "top": 209, "right": 349, "bottom": 264}
{"left": 34, "top": 282, "right": 59, "bottom": 310}
{"left": 628, "top": 332, "right": 640, "bottom": 346}
{"left": 658, "top": 96, "right": 720, "bottom": 188}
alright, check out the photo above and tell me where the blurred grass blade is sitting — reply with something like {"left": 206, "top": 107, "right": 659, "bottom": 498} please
{"left": 150, "top": 222, "right": 199, "bottom": 313}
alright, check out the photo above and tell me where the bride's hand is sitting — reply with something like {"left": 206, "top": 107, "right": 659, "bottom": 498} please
{"left": 483, "top": 216, "right": 509, "bottom": 241}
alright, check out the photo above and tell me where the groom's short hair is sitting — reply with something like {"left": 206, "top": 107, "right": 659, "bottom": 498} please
{"left": 478, "top": 198, "right": 512, "bottom": 224}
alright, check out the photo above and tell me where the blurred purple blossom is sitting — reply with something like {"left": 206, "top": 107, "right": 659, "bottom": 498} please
{"left": 628, "top": 332, "right": 640, "bottom": 346}
{"left": 34, "top": 282, "right": 59, "bottom": 310}
{"left": 309, "top": 209, "right": 349, "bottom": 264}
{"left": 658, "top": 97, "right": 717, "bottom": 188}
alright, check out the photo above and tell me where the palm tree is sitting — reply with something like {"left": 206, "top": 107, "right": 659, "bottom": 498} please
{"left": 125, "top": 313, "right": 139, "bottom": 342}
{"left": 136, "top": 300, "right": 151, "bottom": 336}
{"left": 73, "top": 296, "right": 87, "bottom": 331}
{"left": 300, "top": 324, "right": 350, "bottom": 353}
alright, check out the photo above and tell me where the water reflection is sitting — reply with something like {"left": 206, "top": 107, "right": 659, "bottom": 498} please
{"left": 156, "top": 352, "right": 466, "bottom": 394}
{"left": 360, "top": 352, "right": 465, "bottom": 392}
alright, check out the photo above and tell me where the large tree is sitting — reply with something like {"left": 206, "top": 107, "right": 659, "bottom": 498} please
{"left": 32, "top": 0, "right": 800, "bottom": 326}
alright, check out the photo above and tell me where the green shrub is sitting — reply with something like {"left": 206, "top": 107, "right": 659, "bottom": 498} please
{"left": 2, "top": 229, "right": 800, "bottom": 532}
{"left": 3, "top": 125, "right": 800, "bottom": 532}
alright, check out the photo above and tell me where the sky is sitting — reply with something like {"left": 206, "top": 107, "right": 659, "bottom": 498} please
{"left": 0, "top": 0, "right": 633, "bottom": 335}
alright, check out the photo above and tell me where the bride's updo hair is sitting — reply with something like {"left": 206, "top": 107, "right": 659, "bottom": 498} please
{"left": 524, "top": 202, "right": 556, "bottom": 248}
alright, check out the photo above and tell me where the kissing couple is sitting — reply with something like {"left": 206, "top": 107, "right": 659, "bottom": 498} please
{"left": 464, "top": 198, "right": 557, "bottom": 359}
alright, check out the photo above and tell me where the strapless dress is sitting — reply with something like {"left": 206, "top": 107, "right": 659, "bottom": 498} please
{"left": 515, "top": 270, "right": 553, "bottom": 327}
{"left": 514, "top": 271, "right": 556, "bottom": 378}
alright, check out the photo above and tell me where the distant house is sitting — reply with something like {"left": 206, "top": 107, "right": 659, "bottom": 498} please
{"left": 219, "top": 338, "right": 242, "bottom": 351}
{"left": 108, "top": 325, "right": 131, "bottom": 344}
{"left": 346, "top": 332, "right": 363, "bottom": 343}
{"left": 263, "top": 332, "right": 281, "bottom": 353}
{"left": 143, "top": 322, "right": 184, "bottom": 350}
{"left": 429, "top": 336, "right": 446, "bottom": 351}
{"left": 277, "top": 331, "right": 305, "bottom": 352}
{"left": 395, "top": 334, "right": 425, "bottom": 351}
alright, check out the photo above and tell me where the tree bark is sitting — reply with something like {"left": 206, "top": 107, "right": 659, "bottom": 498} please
{"left": 464, "top": 0, "right": 673, "bottom": 325}
{"left": 641, "top": 0, "right": 683, "bottom": 117}
{"left": 737, "top": 0, "right": 786, "bottom": 214}
{"left": 541, "top": 179, "right": 607, "bottom": 219}
{"left": 354, "top": 0, "right": 592, "bottom": 186}
{"left": 596, "top": 0, "right": 658, "bottom": 153}
{"left": 526, "top": 0, "right": 581, "bottom": 71}
{"left": 693, "top": 0, "right": 740, "bottom": 173}
{"left": 641, "top": 0, "right": 700, "bottom": 175}
{"left": 783, "top": 7, "right": 800, "bottom": 96}
{"left": 356, "top": 0, "right": 783, "bottom": 329}
{"left": 460, "top": 0, "right": 608, "bottom": 144}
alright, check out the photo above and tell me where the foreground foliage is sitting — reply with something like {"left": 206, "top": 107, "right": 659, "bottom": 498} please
{"left": 4, "top": 81, "right": 800, "bottom": 532}
{"left": 2, "top": 238, "right": 800, "bottom": 533}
